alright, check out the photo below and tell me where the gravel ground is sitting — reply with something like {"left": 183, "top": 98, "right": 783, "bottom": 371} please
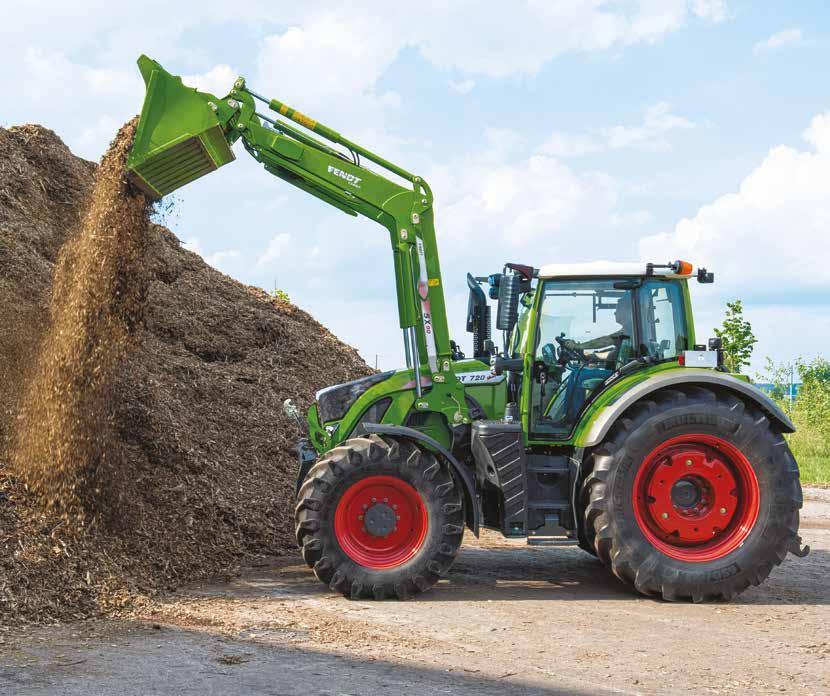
{"left": 2, "top": 489, "right": 828, "bottom": 696}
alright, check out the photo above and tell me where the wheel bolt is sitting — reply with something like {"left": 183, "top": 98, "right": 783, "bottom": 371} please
{"left": 358, "top": 515, "right": 363, "bottom": 520}
{"left": 363, "top": 504, "right": 368, "bottom": 510}
{"left": 383, "top": 497, "right": 388, "bottom": 503}
{"left": 371, "top": 497, "right": 377, "bottom": 503}
{"left": 685, "top": 459, "right": 692, "bottom": 467}
{"left": 661, "top": 512, "right": 669, "bottom": 519}
{"left": 396, "top": 515, "right": 401, "bottom": 521}
{"left": 719, "top": 507, "right": 727, "bottom": 515}
{"left": 392, "top": 504, "right": 398, "bottom": 510}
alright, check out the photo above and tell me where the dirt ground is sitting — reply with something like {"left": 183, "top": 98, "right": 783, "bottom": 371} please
{"left": 2, "top": 488, "right": 828, "bottom": 695}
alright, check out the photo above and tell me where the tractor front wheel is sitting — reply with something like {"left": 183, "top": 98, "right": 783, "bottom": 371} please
{"left": 295, "top": 435, "right": 464, "bottom": 599}
{"left": 582, "top": 387, "right": 802, "bottom": 601}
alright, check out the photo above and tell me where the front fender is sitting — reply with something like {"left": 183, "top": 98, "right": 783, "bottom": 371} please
{"left": 363, "top": 423, "right": 480, "bottom": 537}
{"left": 578, "top": 368, "right": 795, "bottom": 447}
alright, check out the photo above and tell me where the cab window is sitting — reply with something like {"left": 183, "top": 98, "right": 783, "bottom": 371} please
{"left": 530, "top": 280, "right": 635, "bottom": 438}
{"left": 636, "top": 280, "right": 688, "bottom": 361}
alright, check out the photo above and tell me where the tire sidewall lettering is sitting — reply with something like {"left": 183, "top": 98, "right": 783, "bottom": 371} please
{"left": 610, "top": 405, "right": 770, "bottom": 575}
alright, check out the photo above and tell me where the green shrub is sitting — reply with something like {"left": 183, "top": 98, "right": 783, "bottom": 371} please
{"left": 269, "top": 288, "right": 290, "bottom": 303}
{"left": 778, "top": 357, "right": 830, "bottom": 486}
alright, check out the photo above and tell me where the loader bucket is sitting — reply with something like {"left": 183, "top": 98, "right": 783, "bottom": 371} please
{"left": 127, "top": 55, "right": 235, "bottom": 199}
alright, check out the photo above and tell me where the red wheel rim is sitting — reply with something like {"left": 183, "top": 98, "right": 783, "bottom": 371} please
{"left": 632, "top": 434, "right": 760, "bottom": 562}
{"left": 334, "top": 475, "right": 428, "bottom": 569}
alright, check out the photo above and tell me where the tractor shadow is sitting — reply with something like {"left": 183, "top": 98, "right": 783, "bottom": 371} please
{"left": 431, "top": 543, "right": 632, "bottom": 602}
{"left": 419, "top": 541, "right": 830, "bottom": 606}
{"left": 184, "top": 543, "right": 830, "bottom": 608}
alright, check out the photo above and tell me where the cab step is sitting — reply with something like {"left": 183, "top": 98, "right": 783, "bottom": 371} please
{"left": 527, "top": 537, "right": 579, "bottom": 546}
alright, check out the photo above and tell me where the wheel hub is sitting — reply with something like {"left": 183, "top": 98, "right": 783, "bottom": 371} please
{"left": 364, "top": 502, "right": 397, "bottom": 537}
{"left": 334, "top": 475, "right": 428, "bottom": 569}
{"left": 633, "top": 434, "right": 760, "bottom": 563}
{"left": 670, "top": 478, "right": 702, "bottom": 509}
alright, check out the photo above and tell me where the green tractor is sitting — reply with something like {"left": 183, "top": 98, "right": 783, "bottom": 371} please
{"left": 128, "top": 56, "right": 807, "bottom": 603}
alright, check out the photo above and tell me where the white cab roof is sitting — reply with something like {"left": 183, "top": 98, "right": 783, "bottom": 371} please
{"left": 537, "top": 261, "right": 692, "bottom": 279}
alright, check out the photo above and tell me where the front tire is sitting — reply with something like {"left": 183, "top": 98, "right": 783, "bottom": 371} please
{"left": 583, "top": 386, "right": 802, "bottom": 602}
{"left": 295, "top": 435, "right": 464, "bottom": 599}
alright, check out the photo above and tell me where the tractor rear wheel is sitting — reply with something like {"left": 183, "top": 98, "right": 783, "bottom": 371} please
{"left": 295, "top": 435, "right": 464, "bottom": 599}
{"left": 583, "top": 386, "right": 802, "bottom": 602}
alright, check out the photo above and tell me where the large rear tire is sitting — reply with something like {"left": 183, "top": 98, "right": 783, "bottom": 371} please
{"left": 583, "top": 386, "right": 802, "bottom": 602}
{"left": 295, "top": 435, "right": 464, "bottom": 599}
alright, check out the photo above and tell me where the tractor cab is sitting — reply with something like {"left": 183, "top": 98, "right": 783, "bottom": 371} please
{"left": 525, "top": 263, "right": 696, "bottom": 439}
{"left": 486, "top": 261, "right": 714, "bottom": 439}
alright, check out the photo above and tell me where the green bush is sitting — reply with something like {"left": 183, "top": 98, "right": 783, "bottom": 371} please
{"left": 769, "top": 357, "right": 830, "bottom": 487}
{"left": 269, "top": 288, "right": 290, "bottom": 303}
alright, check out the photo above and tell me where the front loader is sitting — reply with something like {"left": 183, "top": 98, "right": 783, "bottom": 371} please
{"left": 128, "top": 56, "right": 807, "bottom": 602}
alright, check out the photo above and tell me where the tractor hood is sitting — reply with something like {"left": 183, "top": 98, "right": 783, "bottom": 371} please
{"left": 316, "top": 371, "right": 395, "bottom": 424}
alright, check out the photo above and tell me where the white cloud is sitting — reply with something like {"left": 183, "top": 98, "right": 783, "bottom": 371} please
{"left": 182, "top": 238, "right": 203, "bottom": 256}
{"left": 691, "top": 0, "right": 730, "bottom": 23}
{"left": 604, "top": 102, "right": 696, "bottom": 150}
{"left": 803, "top": 112, "right": 830, "bottom": 153}
{"left": 0, "top": 2, "right": 727, "bottom": 163}
{"left": 413, "top": 1, "right": 724, "bottom": 78}
{"left": 22, "top": 47, "right": 142, "bottom": 103}
{"left": 541, "top": 102, "right": 695, "bottom": 157}
{"left": 254, "top": 13, "right": 402, "bottom": 135}
{"left": 247, "top": 2, "right": 725, "bottom": 140}
{"left": 182, "top": 64, "right": 238, "bottom": 97}
{"left": 430, "top": 145, "right": 622, "bottom": 253}
{"left": 482, "top": 127, "right": 527, "bottom": 160}
{"left": 639, "top": 112, "right": 830, "bottom": 371}
{"left": 754, "top": 28, "right": 803, "bottom": 53}
{"left": 75, "top": 114, "right": 124, "bottom": 160}
{"left": 639, "top": 111, "right": 830, "bottom": 367}
{"left": 205, "top": 249, "right": 241, "bottom": 273}
{"left": 448, "top": 79, "right": 476, "bottom": 95}
{"left": 257, "top": 233, "right": 294, "bottom": 268}
{"left": 540, "top": 132, "right": 604, "bottom": 158}
{"left": 182, "top": 238, "right": 241, "bottom": 274}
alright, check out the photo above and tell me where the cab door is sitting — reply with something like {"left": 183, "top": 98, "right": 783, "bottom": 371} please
{"left": 523, "top": 278, "right": 637, "bottom": 441}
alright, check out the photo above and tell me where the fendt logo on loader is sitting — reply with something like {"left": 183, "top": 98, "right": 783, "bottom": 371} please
{"left": 327, "top": 165, "right": 362, "bottom": 189}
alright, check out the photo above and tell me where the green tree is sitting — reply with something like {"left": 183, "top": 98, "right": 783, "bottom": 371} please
{"left": 714, "top": 300, "right": 757, "bottom": 373}
{"left": 798, "top": 356, "right": 830, "bottom": 386}
{"left": 757, "top": 357, "right": 795, "bottom": 403}
{"left": 794, "top": 356, "right": 830, "bottom": 439}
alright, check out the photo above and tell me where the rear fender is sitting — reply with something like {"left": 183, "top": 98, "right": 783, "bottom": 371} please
{"left": 578, "top": 369, "right": 795, "bottom": 448}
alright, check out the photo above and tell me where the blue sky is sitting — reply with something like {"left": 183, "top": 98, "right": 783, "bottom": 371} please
{"left": 2, "top": 1, "right": 829, "bottom": 374}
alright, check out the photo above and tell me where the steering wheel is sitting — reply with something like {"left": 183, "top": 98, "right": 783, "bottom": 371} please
{"left": 555, "top": 334, "right": 587, "bottom": 364}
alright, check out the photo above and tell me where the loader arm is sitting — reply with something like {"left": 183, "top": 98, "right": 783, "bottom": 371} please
{"left": 128, "top": 56, "right": 469, "bottom": 426}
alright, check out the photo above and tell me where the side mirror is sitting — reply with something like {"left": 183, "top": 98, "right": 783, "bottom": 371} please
{"left": 496, "top": 272, "right": 521, "bottom": 331}
{"left": 466, "top": 273, "right": 491, "bottom": 359}
{"left": 697, "top": 267, "right": 714, "bottom": 283}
